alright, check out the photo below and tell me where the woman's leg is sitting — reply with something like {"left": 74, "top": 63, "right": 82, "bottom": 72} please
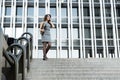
{"left": 43, "top": 42, "right": 47, "bottom": 60}
{"left": 46, "top": 42, "right": 51, "bottom": 55}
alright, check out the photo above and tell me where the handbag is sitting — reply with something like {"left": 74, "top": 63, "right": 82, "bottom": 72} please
{"left": 40, "top": 22, "right": 45, "bottom": 35}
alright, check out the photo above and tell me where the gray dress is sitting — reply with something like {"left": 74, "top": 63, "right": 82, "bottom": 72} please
{"left": 41, "top": 22, "right": 51, "bottom": 43}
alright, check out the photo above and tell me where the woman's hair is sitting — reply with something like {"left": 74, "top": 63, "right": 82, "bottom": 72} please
{"left": 44, "top": 14, "right": 51, "bottom": 21}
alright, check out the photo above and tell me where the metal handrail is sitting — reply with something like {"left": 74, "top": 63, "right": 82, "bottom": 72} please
{"left": 21, "top": 32, "right": 33, "bottom": 60}
{"left": 21, "top": 32, "right": 33, "bottom": 49}
{"left": 17, "top": 37, "right": 31, "bottom": 72}
{"left": 4, "top": 43, "right": 26, "bottom": 80}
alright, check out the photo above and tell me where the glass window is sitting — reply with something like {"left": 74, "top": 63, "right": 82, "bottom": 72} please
{"left": 83, "top": 7, "right": 90, "bottom": 17}
{"left": 84, "top": 18, "right": 90, "bottom": 23}
{"left": 50, "top": 28, "right": 56, "bottom": 40}
{"left": 84, "top": 27, "right": 91, "bottom": 38}
{"left": 119, "top": 40, "right": 120, "bottom": 45}
{"left": 64, "top": 0, "right": 67, "bottom": 2}
{"left": 4, "top": 17, "right": 10, "bottom": 23}
{"left": 61, "top": 50, "right": 68, "bottom": 58}
{"left": 39, "top": 0, "right": 45, "bottom": 3}
{"left": 1, "top": 7, "right": 2, "bottom": 17}
{"left": 27, "top": 17, "right": 34, "bottom": 23}
{"left": 50, "top": 29, "right": 57, "bottom": 46}
{"left": 72, "top": 8, "right": 78, "bottom": 16}
{"left": 4, "top": 27, "right": 12, "bottom": 37}
{"left": 96, "top": 27, "right": 102, "bottom": 38}
{"left": 108, "top": 48, "right": 114, "bottom": 54}
{"left": 85, "top": 40, "right": 91, "bottom": 46}
{"left": 116, "top": 7, "right": 120, "bottom": 17}
{"left": 27, "top": 7, "right": 34, "bottom": 16}
{"left": 108, "top": 40, "right": 113, "bottom": 46}
{"left": 94, "top": 0, "right": 99, "bottom": 2}
{"left": 118, "top": 28, "right": 120, "bottom": 38}
{"left": 50, "top": 8, "right": 56, "bottom": 17}
{"left": 38, "top": 28, "right": 41, "bottom": 39}
{"left": 15, "top": 28, "right": 23, "bottom": 38}
{"left": 106, "top": 18, "right": 112, "bottom": 23}
{"left": 5, "top": 6, "right": 11, "bottom": 16}
{"left": 16, "top": 7, "right": 22, "bottom": 16}
{"left": 116, "top": 0, "right": 120, "bottom": 3}
{"left": 47, "top": 50, "right": 57, "bottom": 58}
{"left": 72, "top": 50, "right": 79, "bottom": 58}
{"left": 96, "top": 40, "right": 102, "bottom": 46}
{"left": 73, "top": 28, "right": 79, "bottom": 39}
{"left": 50, "top": 0, "right": 56, "bottom": 2}
{"left": 107, "top": 28, "right": 113, "bottom": 38}
{"left": 16, "top": 0, "right": 23, "bottom": 1}
{"left": 97, "top": 49, "right": 103, "bottom": 54}
{"left": 38, "top": 50, "right": 43, "bottom": 58}
{"left": 105, "top": 7, "right": 111, "bottom": 17}
{"left": 61, "top": 8, "right": 67, "bottom": 17}
{"left": 5, "top": 0, "right": 11, "bottom": 1}
{"left": 39, "top": 8, "right": 45, "bottom": 17}
{"left": 61, "top": 28, "right": 68, "bottom": 40}
{"left": 94, "top": 7, "right": 100, "bottom": 17}
{"left": 105, "top": 0, "right": 110, "bottom": 3}
{"left": 95, "top": 18, "right": 101, "bottom": 23}
{"left": 97, "top": 48, "right": 103, "bottom": 58}
{"left": 83, "top": 0, "right": 89, "bottom": 2}
{"left": 27, "top": 27, "right": 34, "bottom": 36}
{"left": 85, "top": 48, "right": 92, "bottom": 58}
{"left": 28, "top": 0, "right": 34, "bottom": 1}
{"left": 72, "top": 0, "right": 78, "bottom": 2}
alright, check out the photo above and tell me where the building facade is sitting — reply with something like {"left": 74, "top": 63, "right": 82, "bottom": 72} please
{"left": 0, "top": 0, "right": 120, "bottom": 58}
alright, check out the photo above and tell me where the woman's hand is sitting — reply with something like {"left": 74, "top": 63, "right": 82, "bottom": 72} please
{"left": 40, "top": 29, "right": 44, "bottom": 35}
{"left": 49, "top": 21, "right": 55, "bottom": 28}
{"left": 40, "top": 29, "right": 44, "bottom": 32}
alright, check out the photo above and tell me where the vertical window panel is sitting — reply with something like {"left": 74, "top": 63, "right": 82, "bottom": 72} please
{"left": 83, "top": 7, "right": 90, "bottom": 16}
{"left": 84, "top": 27, "right": 91, "bottom": 38}
{"left": 94, "top": 7, "right": 100, "bottom": 17}
{"left": 61, "top": 28, "right": 68, "bottom": 40}
{"left": 73, "top": 28, "right": 79, "bottom": 39}
{"left": 61, "top": 50, "right": 68, "bottom": 58}
{"left": 72, "top": 50, "right": 79, "bottom": 58}
{"left": 39, "top": 8, "right": 45, "bottom": 17}
{"left": 96, "top": 27, "right": 102, "bottom": 38}
{"left": 61, "top": 8, "right": 67, "bottom": 17}
{"left": 50, "top": 8, "right": 56, "bottom": 17}
{"left": 15, "top": 28, "right": 23, "bottom": 38}
{"left": 118, "top": 27, "right": 120, "bottom": 38}
{"left": 105, "top": 0, "right": 110, "bottom": 3}
{"left": 5, "top": 6, "right": 11, "bottom": 16}
{"left": 16, "top": 7, "right": 22, "bottom": 16}
{"left": 116, "top": 7, "right": 120, "bottom": 17}
{"left": 105, "top": 7, "right": 111, "bottom": 17}
{"left": 27, "top": 7, "right": 34, "bottom": 16}
{"left": 94, "top": 0, "right": 99, "bottom": 2}
{"left": 107, "top": 28, "right": 113, "bottom": 38}
{"left": 72, "top": 8, "right": 78, "bottom": 16}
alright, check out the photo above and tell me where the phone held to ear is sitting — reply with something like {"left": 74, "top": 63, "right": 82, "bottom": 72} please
{"left": 48, "top": 20, "right": 51, "bottom": 23}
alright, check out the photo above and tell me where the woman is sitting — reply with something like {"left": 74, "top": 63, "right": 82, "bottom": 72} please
{"left": 40, "top": 14, "right": 55, "bottom": 60}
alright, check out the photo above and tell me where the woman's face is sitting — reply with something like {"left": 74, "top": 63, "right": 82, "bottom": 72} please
{"left": 47, "top": 15, "right": 51, "bottom": 21}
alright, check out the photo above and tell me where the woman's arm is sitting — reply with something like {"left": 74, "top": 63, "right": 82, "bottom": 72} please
{"left": 49, "top": 21, "right": 55, "bottom": 28}
{"left": 40, "top": 22, "right": 44, "bottom": 32}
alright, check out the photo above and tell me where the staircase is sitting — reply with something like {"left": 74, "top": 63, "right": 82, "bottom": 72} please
{"left": 25, "top": 58, "right": 120, "bottom": 80}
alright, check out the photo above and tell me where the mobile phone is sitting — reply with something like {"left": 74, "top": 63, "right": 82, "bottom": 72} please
{"left": 48, "top": 20, "right": 51, "bottom": 23}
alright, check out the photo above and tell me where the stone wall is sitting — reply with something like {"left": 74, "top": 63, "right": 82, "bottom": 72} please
{"left": 0, "top": 27, "right": 8, "bottom": 80}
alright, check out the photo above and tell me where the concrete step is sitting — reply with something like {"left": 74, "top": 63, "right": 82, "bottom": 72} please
{"left": 25, "top": 58, "right": 120, "bottom": 80}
